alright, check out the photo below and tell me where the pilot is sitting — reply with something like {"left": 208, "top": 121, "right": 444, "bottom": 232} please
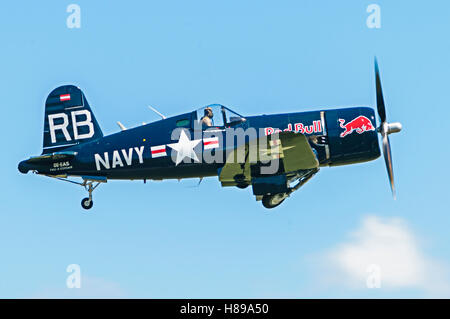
{"left": 201, "top": 107, "right": 213, "bottom": 127}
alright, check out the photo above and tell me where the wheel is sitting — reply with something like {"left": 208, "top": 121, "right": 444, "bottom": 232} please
{"left": 236, "top": 183, "right": 249, "bottom": 189}
{"left": 262, "top": 193, "right": 287, "bottom": 209}
{"left": 81, "top": 197, "right": 93, "bottom": 210}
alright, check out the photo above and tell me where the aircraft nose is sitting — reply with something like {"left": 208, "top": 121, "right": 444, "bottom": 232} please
{"left": 18, "top": 160, "right": 30, "bottom": 174}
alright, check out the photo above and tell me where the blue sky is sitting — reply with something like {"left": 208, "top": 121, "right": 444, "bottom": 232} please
{"left": 1, "top": 0, "right": 449, "bottom": 298}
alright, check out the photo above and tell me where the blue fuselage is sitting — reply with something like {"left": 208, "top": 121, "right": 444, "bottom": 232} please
{"left": 19, "top": 106, "right": 380, "bottom": 180}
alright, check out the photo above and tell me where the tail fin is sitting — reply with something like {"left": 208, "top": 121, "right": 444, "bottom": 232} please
{"left": 42, "top": 85, "right": 103, "bottom": 154}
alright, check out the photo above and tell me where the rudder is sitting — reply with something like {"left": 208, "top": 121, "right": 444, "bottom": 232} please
{"left": 42, "top": 85, "right": 103, "bottom": 154}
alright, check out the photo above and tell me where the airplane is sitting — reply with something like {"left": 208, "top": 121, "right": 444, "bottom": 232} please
{"left": 18, "top": 58, "right": 402, "bottom": 210}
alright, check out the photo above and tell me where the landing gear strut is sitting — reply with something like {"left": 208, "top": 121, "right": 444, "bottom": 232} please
{"left": 261, "top": 168, "right": 319, "bottom": 209}
{"left": 45, "top": 175, "right": 106, "bottom": 210}
{"left": 80, "top": 180, "right": 101, "bottom": 210}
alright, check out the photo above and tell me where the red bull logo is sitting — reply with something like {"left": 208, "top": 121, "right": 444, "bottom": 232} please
{"left": 264, "top": 120, "right": 322, "bottom": 136}
{"left": 339, "top": 116, "right": 375, "bottom": 138}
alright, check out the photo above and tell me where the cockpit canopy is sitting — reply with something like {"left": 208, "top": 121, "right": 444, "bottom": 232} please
{"left": 194, "top": 104, "right": 245, "bottom": 129}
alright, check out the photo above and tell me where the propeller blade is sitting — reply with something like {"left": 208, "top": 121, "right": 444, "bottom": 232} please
{"left": 382, "top": 129, "right": 396, "bottom": 199}
{"left": 375, "top": 57, "right": 386, "bottom": 123}
{"left": 374, "top": 58, "right": 401, "bottom": 199}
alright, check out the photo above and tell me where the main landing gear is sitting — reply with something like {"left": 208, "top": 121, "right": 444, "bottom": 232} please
{"left": 261, "top": 168, "right": 319, "bottom": 209}
{"left": 262, "top": 193, "right": 288, "bottom": 209}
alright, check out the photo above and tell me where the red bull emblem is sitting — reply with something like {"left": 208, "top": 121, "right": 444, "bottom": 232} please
{"left": 338, "top": 116, "right": 375, "bottom": 138}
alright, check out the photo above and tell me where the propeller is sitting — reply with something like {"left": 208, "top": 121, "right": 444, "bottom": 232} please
{"left": 374, "top": 57, "right": 402, "bottom": 199}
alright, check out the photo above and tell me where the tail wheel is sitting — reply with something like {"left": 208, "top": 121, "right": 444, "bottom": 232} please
{"left": 81, "top": 197, "right": 93, "bottom": 210}
{"left": 262, "top": 193, "right": 287, "bottom": 209}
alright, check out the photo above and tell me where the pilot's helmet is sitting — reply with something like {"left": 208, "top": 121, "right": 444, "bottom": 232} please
{"left": 204, "top": 107, "right": 213, "bottom": 116}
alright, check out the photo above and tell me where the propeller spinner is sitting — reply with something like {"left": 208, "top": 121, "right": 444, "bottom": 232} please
{"left": 374, "top": 57, "right": 402, "bottom": 199}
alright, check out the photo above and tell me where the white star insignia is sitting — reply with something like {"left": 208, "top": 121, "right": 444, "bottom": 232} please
{"left": 167, "top": 130, "right": 201, "bottom": 166}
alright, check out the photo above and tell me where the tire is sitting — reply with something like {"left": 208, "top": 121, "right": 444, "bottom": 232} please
{"left": 236, "top": 183, "right": 249, "bottom": 189}
{"left": 262, "top": 193, "right": 286, "bottom": 209}
{"left": 81, "top": 197, "right": 93, "bottom": 210}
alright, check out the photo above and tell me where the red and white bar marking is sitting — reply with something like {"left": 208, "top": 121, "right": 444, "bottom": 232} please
{"left": 151, "top": 145, "right": 167, "bottom": 158}
{"left": 203, "top": 137, "right": 219, "bottom": 150}
{"left": 59, "top": 94, "right": 71, "bottom": 102}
